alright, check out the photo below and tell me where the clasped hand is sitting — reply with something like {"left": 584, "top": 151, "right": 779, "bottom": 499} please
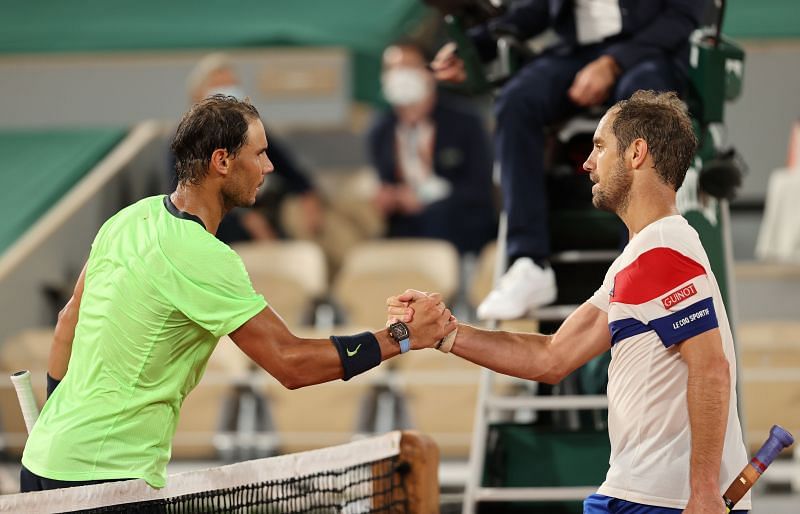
{"left": 386, "top": 289, "right": 457, "bottom": 350}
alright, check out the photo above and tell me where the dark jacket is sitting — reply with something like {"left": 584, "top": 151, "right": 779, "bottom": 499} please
{"left": 367, "top": 96, "right": 496, "bottom": 253}
{"left": 471, "top": 0, "right": 706, "bottom": 77}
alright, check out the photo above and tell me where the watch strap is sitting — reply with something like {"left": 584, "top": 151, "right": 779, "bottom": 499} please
{"left": 399, "top": 337, "right": 411, "bottom": 354}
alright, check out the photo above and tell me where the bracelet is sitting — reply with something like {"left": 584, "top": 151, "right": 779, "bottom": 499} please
{"left": 435, "top": 326, "right": 458, "bottom": 353}
{"left": 330, "top": 332, "right": 382, "bottom": 381}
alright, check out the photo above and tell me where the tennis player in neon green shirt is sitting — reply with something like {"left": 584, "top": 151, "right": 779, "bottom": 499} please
{"left": 20, "top": 96, "right": 456, "bottom": 492}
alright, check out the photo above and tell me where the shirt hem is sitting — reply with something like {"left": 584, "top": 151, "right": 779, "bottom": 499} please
{"left": 596, "top": 484, "right": 752, "bottom": 510}
{"left": 21, "top": 457, "right": 164, "bottom": 488}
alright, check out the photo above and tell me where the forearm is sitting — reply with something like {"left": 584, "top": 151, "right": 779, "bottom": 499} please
{"left": 236, "top": 298, "right": 457, "bottom": 391}
{"left": 235, "top": 309, "right": 401, "bottom": 390}
{"left": 285, "top": 330, "right": 399, "bottom": 389}
{"left": 686, "top": 358, "right": 730, "bottom": 495}
{"left": 450, "top": 324, "right": 558, "bottom": 382}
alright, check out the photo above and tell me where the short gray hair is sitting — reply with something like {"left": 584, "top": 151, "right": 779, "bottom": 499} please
{"left": 185, "top": 52, "right": 235, "bottom": 99}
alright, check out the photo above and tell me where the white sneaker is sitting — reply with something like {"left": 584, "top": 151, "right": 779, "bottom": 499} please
{"left": 476, "top": 257, "right": 557, "bottom": 320}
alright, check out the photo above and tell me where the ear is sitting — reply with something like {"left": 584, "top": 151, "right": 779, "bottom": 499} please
{"left": 210, "top": 148, "right": 230, "bottom": 176}
{"left": 629, "top": 138, "right": 649, "bottom": 170}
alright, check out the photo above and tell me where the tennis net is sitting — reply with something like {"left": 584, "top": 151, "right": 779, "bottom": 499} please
{"left": 0, "top": 431, "right": 439, "bottom": 514}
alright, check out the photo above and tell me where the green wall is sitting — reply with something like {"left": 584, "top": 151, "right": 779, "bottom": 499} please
{"left": 0, "top": 128, "right": 126, "bottom": 255}
{"left": 0, "top": 0, "right": 430, "bottom": 104}
{"left": 723, "top": 0, "right": 800, "bottom": 39}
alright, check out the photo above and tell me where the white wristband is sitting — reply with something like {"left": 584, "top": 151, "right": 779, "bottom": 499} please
{"left": 435, "top": 325, "right": 458, "bottom": 353}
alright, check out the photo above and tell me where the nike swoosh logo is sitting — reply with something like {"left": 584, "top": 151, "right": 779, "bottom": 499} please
{"left": 346, "top": 344, "right": 362, "bottom": 357}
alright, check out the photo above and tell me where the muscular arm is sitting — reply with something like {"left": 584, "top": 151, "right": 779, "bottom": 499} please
{"left": 230, "top": 296, "right": 454, "bottom": 390}
{"left": 391, "top": 297, "right": 611, "bottom": 384}
{"left": 678, "top": 328, "right": 730, "bottom": 513}
{"left": 48, "top": 263, "right": 88, "bottom": 380}
{"left": 230, "top": 307, "right": 397, "bottom": 389}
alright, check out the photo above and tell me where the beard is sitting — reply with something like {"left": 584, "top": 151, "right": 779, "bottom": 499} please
{"left": 592, "top": 157, "right": 632, "bottom": 214}
{"left": 222, "top": 165, "right": 261, "bottom": 210}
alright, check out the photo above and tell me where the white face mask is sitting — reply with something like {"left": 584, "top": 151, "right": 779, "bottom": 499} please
{"left": 381, "top": 68, "right": 430, "bottom": 107}
{"left": 207, "top": 85, "right": 246, "bottom": 100}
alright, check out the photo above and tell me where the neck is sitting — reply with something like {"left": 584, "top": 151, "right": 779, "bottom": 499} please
{"left": 170, "top": 182, "right": 229, "bottom": 234}
{"left": 396, "top": 93, "right": 435, "bottom": 125}
{"left": 618, "top": 179, "right": 679, "bottom": 237}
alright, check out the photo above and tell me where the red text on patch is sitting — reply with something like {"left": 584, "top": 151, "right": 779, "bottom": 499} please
{"left": 661, "top": 283, "right": 697, "bottom": 309}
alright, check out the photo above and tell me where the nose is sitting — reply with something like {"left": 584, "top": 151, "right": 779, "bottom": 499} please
{"left": 263, "top": 156, "right": 275, "bottom": 175}
{"left": 582, "top": 157, "right": 593, "bottom": 173}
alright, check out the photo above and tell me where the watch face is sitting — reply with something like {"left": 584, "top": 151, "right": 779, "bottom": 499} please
{"left": 389, "top": 321, "right": 410, "bottom": 341}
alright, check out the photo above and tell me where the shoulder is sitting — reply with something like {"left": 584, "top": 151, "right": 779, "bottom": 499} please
{"left": 162, "top": 226, "right": 239, "bottom": 267}
{"left": 160, "top": 232, "right": 253, "bottom": 299}
{"left": 108, "top": 196, "right": 162, "bottom": 222}
{"left": 94, "top": 196, "right": 162, "bottom": 241}
{"left": 612, "top": 218, "right": 708, "bottom": 304}
{"left": 644, "top": 215, "right": 708, "bottom": 263}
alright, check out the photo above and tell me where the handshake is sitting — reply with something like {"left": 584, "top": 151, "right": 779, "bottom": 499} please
{"left": 385, "top": 289, "right": 459, "bottom": 353}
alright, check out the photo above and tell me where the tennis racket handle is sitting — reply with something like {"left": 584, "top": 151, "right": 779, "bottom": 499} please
{"left": 722, "top": 425, "right": 794, "bottom": 511}
{"left": 10, "top": 370, "right": 41, "bottom": 433}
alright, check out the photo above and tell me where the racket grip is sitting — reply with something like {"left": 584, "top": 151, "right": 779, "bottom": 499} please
{"left": 722, "top": 425, "right": 794, "bottom": 511}
{"left": 10, "top": 370, "right": 40, "bottom": 433}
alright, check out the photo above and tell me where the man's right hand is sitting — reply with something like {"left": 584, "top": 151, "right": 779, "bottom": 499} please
{"left": 404, "top": 294, "right": 456, "bottom": 349}
{"left": 386, "top": 289, "right": 456, "bottom": 349}
{"left": 430, "top": 43, "right": 467, "bottom": 83}
{"left": 567, "top": 54, "right": 620, "bottom": 107}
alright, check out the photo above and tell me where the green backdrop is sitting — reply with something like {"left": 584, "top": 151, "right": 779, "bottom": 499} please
{"left": 0, "top": 0, "right": 430, "bottom": 105}
{"left": 0, "top": 128, "right": 127, "bottom": 255}
{"left": 0, "top": 1, "right": 795, "bottom": 104}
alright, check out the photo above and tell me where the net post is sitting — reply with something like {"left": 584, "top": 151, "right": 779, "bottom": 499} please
{"left": 400, "top": 430, "right": 440, "bottom": 514}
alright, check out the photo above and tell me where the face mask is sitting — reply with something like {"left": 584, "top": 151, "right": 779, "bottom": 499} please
{"left": 381, "top": 68, "right": 430, "bottom": 107}
{"left": 207, "top": 85, "right": 246, "bottom": 100}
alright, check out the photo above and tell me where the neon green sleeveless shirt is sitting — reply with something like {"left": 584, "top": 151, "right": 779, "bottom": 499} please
{"left": 22, "top": 196, "right": 266, "bottom": 487}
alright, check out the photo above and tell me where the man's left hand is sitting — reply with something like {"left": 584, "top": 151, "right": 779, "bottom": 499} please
{"left": 683, "top": 492, "right": 726, "bottom": 513}
{"left": 404, "top": 294, "right": 456, "bottom": 349}
{"left": 568, "top": 55, "right": 621, "bottom": 107}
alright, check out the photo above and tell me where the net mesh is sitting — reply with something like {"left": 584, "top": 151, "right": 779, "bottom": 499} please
{"left": 4, "top": 432, "right": 418, "bottom": 514}
{"left": 73, "top": 456, "right": 404, "bottom": 513}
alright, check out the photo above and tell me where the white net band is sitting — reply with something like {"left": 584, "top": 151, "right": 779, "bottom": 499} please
{"left": 1, "top": 431, "right": 402, "bottom": 514}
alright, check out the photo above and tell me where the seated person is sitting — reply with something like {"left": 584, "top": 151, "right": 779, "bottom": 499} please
{"left": 431, "top": 0, "right": 706, "bottom": 318}
{"left": 367, "top": 42, "right": 497, "bottom": 255}
{"left": 179, "top": 52, "right": 323, "bottom": 244}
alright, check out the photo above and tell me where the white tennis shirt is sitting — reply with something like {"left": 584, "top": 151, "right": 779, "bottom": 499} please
{"left": 588, "top": 215, "right": 750, "bottom": 509}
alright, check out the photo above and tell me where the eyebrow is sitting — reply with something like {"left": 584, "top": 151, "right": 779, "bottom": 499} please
{"left": 593, "top": 136, "right": 604, "bottom": 145}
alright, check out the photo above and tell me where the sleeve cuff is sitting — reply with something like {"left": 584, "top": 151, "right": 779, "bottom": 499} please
{"left": 650, "top": 298, "right": 719, "bottom": 348}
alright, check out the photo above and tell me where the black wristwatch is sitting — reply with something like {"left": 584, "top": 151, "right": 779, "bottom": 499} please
{"left": 388, "top": 321, "right": 411, "bottom": 353}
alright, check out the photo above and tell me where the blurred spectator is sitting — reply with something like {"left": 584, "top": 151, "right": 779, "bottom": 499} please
{"left": 432, "top": 0, "right": 706, "bottom": 319}
{"left": 367, "top": 43, "right": 496, "bottom": 255}
{"left": 175, "top": 53, "right": 323, "bottom": 244}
